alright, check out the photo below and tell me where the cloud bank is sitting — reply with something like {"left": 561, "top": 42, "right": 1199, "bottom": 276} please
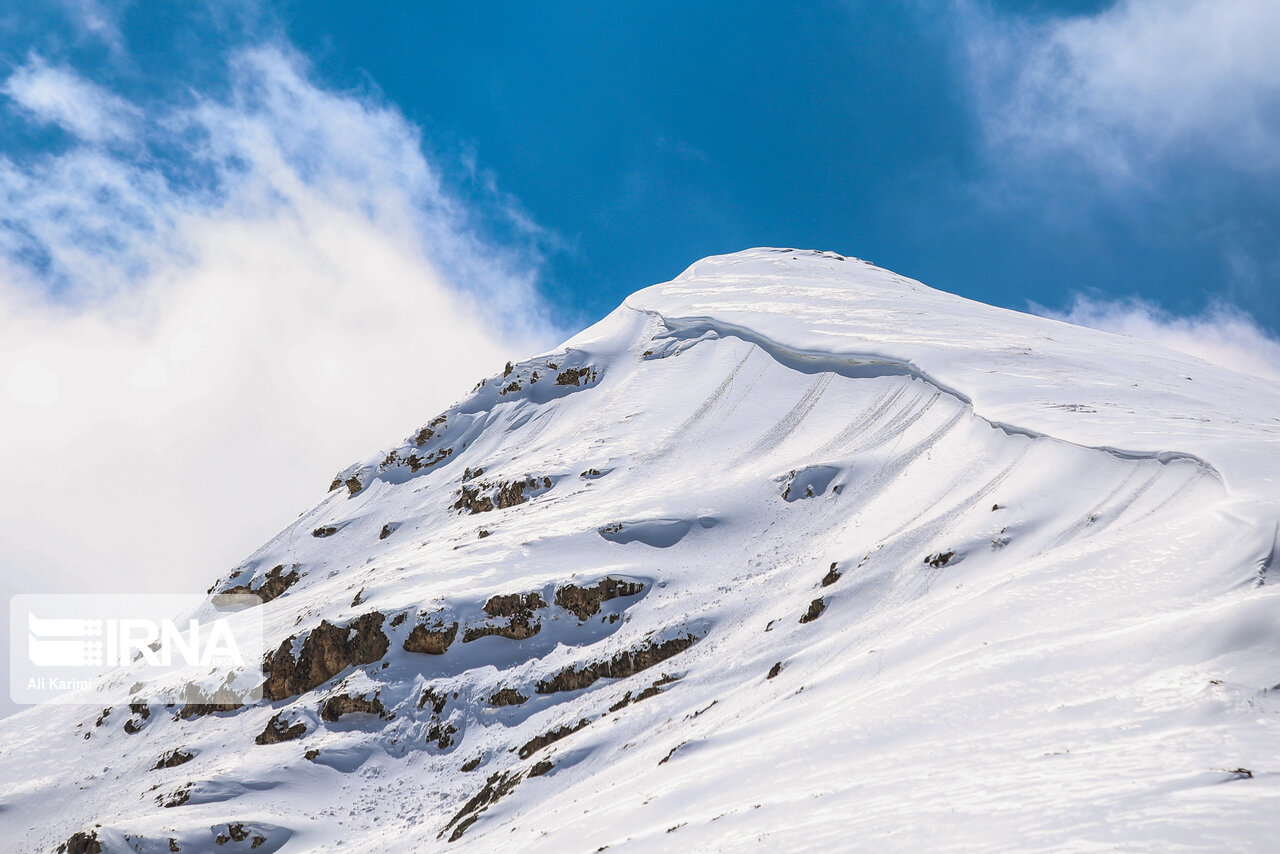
{"left": 0, "top": 47, "right": 560, "bottom": 610}
{"left": 960, "top": 0, "right": 1280, "bottom": 177}
{"left": 1041, "top": 296, "right": 1280, "bottom": 383}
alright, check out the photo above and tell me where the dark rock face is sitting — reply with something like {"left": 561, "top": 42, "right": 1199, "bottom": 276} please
{"left": 536, "top": 634, "right": 699, "bottom": 694}
{"left": 924, "top": 550, "right": 956, "bottom": 568}
{"left": 821, "top": 562, "right": 841, "bottom": 587}
{"left": 799, "top": 598, "right": 826, "bottom": 624}
{"left": 406, "top": 447, "right": 452, "bottom": 472}
{"left": 463, "top": 592, "right": 547, "bottom": 642}
{"left": 483, "top": 592, "right": 546, "bottom": 617}
{"left": 519, "top": 719, "right": 590, "bottom": 759}
{"left": 442, "top": 770, "right": 524, "bottom": 842}
{"left": 488, "top": 688, "right": 528, "bottom": 707}
{"left": 262, "top": 612, "right": 389, "bottom": 701}
{"left": 344, "top": 476, "right": 363, "bottom": 496}
{"left": 320, "top": 692, "right": 386, "bottom": 722}
{"left": 220, "top": 563, "right": 301, "bottom": 604}
{"left": 452, "top": 476, "right": 552, "bottom": 514}
{"left": 255, "top": 712, "right": 306, "bottom": 745}
{"left": 767, "top": 662, "right": 783, "bottom": 679}
{"left": 58, "top": 830, "right": 102, "bottom": 854}
{"left": 415, "top": 415, "right": 447, "bottom": 447}
{"left": 403, "top": 620, "right": 459, "bottom": 655}
{"left": 555, "top": 577, "right": 645, "bottom": 621}
{"left": 555, "top": 366, "right": 596, "bottom": 386}
{"left": 152, "top": 748, "right": 194, "bottom": 769}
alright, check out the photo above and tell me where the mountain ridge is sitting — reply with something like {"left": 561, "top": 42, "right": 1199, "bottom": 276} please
{"left": 5, "top": 248, "right": 1280, "bottom": 853}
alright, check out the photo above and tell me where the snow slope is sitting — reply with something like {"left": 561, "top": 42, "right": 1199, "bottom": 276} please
{"left": 4, "top": 248, "right": 1280, "bottom": 853}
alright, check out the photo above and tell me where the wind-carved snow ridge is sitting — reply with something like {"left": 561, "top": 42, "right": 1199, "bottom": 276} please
{"left": 6, "top": 248, "right": 1280, "bottom": 853}
{"left": 644, "top": 309, "right": 1225, "bottom": 480}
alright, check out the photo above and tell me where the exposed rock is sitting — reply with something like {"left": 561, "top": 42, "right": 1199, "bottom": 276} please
{"left": 406, "top": 446, "right": 452, "bottom": 472}
{"left": 255, "top": 712, "right": 306, "bottom": 745}
{"left": 924, "top": 550, "right": 956, "bottom": 568}
{"left": 152, "top": 748, "right": 194, "bottom": 770}
{"left": 460, "top": 757, "right": 481, "bottom": 772}
{"left": 176, "top": 683, "right": 244, "bottom": 719}
{"left": 452, "top": 476, "right": 552, "bottom": 514}
{"left": 484, "top": 591, "right": 546, "bottom": 616}
{"left": 379, "top": 523, "right": 394, "bottom": 540}
{"left": 427, "top": 721, "right": 458, "bottom": 749}
{"left": 821, "top": 562, "right": 841, "bottom": 587}
{"left": 403, "top": 620, "right": 458, "bottom": 655}
{"left": 799, "top": 598, "right": 826, "bottom": 624}
{"left": 214, "top": 823, "right": 250, "bottom": 845}
{"left": 555, "top": 577, "right": 644, "bottom": 621}
{"left": 464, "top": 592, "right": 546, "bottom": 642}
{"left": 160, "top": 784, "right": 192, "bottom": 808}
{"left": 262, "top": 612, "right": 389, "bottom": 701}
{"left": 415, "top": 416, "right": 447, "bottom": 447}
{"left": 555, "top": 366, "right": 596, "bottom": 386}
{"left": 488, "top": 688, "right": 528, "bottom": 707}
{"left": 344, "top": 476, "right": 363, "bottom": 496}
{"left": 519, "top": 718, "right": 590, "bottom": 760}
{"left": 312, "top": 526, "right": 338, "bottom": 538}
{"left": 529, "top": 760, "right": 553, "bottom": 777}
{"left": 462, "top": 615, "right": 540, "bottom": 643}
{"left": 442, "top": 770, "right": 523, "bottom": 842}
{"left": 418, "top": 686, "right": 448, "bottom": 715}
{"left": 220, "top": 564, "right": 301, "bottom": 604}
{"left": 320, "top": 692, "right": 386, "bottom": 722}
{"left": 767, "top": 662, "right": 783, "bottom": 679}
{"left": 536, "top": 634, "right": 699, "bottom": 694}
{"left": 58, "top": 830, "right": 102, "bottom": 854}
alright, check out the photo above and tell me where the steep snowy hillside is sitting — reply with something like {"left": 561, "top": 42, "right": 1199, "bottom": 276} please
{"left": 5, "top": 248, "right": 1280, "bottom": 853}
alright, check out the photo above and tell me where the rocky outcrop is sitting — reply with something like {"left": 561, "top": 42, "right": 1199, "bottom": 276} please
{"left": 255, "top": 712, "right": 306, "bottom": 745}
{"left": 536, "top": 634, "right": 699, "bottom": 694}
{"left": 488, "top": 688, "right": 527, "bottom": 707}
{"left": 219, "top": 563, "right": 301, "bottom": 604}
{"left": 555, "top": 577, "right": 645, "bottom": 621}
{"left": 555, "top": 366, "right": 597, "bottom": 386}
{"left": 799, "top": 598, "right": 826, "bottom": 624}
{"left": 452, "top": 476, "right": 552, "bottom": 514}
{"left": 519, "top": 718, "right": 590, "bottom": 759}
{"left": 320, "top": 692, "right": 386, "bottom": 722}
{"left": 262, "top": 612, "right": 389, "bottom": 701}
{"left": 403, "top": 620, "right": 458, "bottom": 655}
{"left": 463, "top": 592, "right": 546, "bottom": 642}
{"left": 442, "top": 770, "right": 524, "bottom": 842}
{"left": 57, "top": 830, "right": 102, "bottom": 853}
{"left": 151, "top": 748, "right": 194, "bottom": 769}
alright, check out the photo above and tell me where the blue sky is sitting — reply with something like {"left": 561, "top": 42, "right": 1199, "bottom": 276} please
{"left": 3, "top": 0, "right": 1278, "bottom": 335}
{"left": 1, "top": 0, "right": 1278, "bottom": 693}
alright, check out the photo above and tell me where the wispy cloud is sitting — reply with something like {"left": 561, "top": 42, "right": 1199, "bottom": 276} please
{"left": 2, "top": 55, "right": 140, "bottom": 143}
{"left": 959, "top": 0, "right": 1280, "bottom": 177}
{"left": 1039, "top": 295, "right": 1280, "bottom": 382}
{"left": 0, "top": 46, "right": 561, "bottom": 609}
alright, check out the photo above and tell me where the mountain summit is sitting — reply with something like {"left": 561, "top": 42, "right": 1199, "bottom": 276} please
{"left": 7, "top": 248, "right": 1280, "bottom": 852}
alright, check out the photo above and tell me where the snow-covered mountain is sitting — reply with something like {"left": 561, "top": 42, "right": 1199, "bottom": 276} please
{"left": 5, "top": 248, "right": 1280, "bottom": 853}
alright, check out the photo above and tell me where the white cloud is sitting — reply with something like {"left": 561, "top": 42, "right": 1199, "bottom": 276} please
{"left": 2, "top": 55, "right": 140, "bottom": 143}
{"left": 1041, "top": 295, "right": 1280, "bottom": 382}
{"left": 0, "top": 45, "right": 561, "bottom": 612}
{"left": 960, "top": 0, "right": 1280, "bottom": 176}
